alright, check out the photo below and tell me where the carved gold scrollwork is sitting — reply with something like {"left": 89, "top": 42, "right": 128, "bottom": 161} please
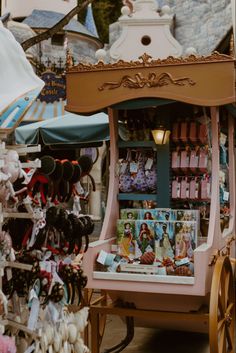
{"left": 209, "top": 235, "right": 236, "bottom": 266}
{"left": 98, "top": 72, "right": 196, "bottom": 91}
{"left": 67, "top": 52, "right": 234, "bottom": 73}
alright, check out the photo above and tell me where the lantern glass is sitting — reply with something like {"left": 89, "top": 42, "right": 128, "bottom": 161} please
{"left": 152, "top": 128, "right": 170, "bottom": 144}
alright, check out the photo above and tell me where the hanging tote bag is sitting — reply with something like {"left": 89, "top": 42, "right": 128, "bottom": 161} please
{"left": 145, "top": 151, "right": 157, "bottom": 192}
{"left": 119, "top": 149, "right": 133, "bottom": 193}
{"left": 132, "top": 150, "right": 148, "bottom": 192}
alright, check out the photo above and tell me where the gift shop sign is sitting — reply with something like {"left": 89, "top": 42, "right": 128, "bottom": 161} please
{"left": 38, "top": 71, "right": 66, "bottom": 103}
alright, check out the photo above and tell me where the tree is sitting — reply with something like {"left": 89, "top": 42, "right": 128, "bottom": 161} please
{"left": 78, "top": 0, "right": 123, "bottom": 43}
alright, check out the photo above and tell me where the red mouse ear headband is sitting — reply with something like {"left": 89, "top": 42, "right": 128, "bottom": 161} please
{"left": 27, "top": 172, "right": 50, "bottom": 205}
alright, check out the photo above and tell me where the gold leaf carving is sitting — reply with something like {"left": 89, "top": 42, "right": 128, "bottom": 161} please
{"left": 98, "top": 72, "right": 196, "bottom": 91}
{"left": 67, "top": 51, "right": 234, "bottom": 73}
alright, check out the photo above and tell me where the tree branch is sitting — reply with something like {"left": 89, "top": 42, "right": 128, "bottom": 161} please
{"left": 21, "top": 0, "right": 94, "bottom": 51}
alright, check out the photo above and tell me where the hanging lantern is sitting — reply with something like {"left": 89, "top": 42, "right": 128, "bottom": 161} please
{"left": 151, "top": 126, "right": 170, "bottom": 144}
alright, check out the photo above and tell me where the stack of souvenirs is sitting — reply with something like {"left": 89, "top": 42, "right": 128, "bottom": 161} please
{"left": 96, "top": 208, "right": 198, "bottom": 277}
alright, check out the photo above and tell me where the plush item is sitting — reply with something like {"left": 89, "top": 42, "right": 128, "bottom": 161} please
{"left": 0, "top": 335, "right": 16, "bottom": 353}
{"left": 174, "top": 265, "right": 193, "bottom": 276}
{"left": 2, "top": 150, "right": 21, "bottom": 183}
{"left": 0, "top": 230, "right": 12, "bottom": 259}
{"left": 140, "top": 251, "right": 155, "bottom": 264}
{"left": 74, "top": 307, "right": 89, "bottom": 333}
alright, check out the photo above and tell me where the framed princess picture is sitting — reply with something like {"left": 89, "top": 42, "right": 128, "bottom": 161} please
{"left": 155, "top": 209, "right": 171, "bottom": 221}
{"left": 135, "top": 220, "right": 155, "bottom": 255}
{"left": 140, "top": 209, "right": 156, "bottom": 220}
{"left": 155, "top": 222, "right": 175, "bottom": 262}
{"left": 117, "top": 220, "right": 136, "bottom": 257}
{"left": 120, "top": 209, "right": 140, "bottom": 220}
{"left": 173, "top": 209, "right": 199, "bottom": 222}
{"left": 174, "top": 221, "right": 197, "bottom": 261}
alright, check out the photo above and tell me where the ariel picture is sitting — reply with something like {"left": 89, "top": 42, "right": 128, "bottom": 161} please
{"left": 135, "top": 220, "right": 155, "bottom": 254}
{"left": 140, "top": 209, "right": 156, "bottom": 220}
{"left": 117, "top": 220, "right": 136, "bottom": 257}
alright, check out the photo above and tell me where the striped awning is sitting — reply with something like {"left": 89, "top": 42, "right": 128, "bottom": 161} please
{"left": 22, "top": 98, "right": 65, "bottom": 121}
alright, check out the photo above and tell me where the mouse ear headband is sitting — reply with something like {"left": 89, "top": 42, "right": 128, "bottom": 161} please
{"left": 77, "top": 155, "right": 96, "bottom": 192}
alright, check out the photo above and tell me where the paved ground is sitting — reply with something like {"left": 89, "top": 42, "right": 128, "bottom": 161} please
{"left": 100, "top": 315, "right": 209, "bottom": 353}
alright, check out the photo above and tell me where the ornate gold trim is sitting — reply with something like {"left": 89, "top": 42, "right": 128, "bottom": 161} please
{"left": 209, "top": 235, "right": 236, "bottom": 266}
{"left": 67, "top": 52, "right": 234, "bottom": 73}
{"left": 98, "top": 72, "right": 196, "bottom": 91}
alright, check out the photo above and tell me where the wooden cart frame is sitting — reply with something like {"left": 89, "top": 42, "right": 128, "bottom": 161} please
{"left": 66, "top": 52, "right": 236, "bottom": 353}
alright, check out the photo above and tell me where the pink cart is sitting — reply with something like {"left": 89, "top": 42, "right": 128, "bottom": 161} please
{"left": 66, "top": 52, "right": 236, "bottom": 353}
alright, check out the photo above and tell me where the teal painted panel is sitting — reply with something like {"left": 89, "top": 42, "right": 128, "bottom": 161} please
{"left": 112, "top": 98, "right": 175, "bottom": 110}
{"left": 156, "top": 143, "right": 170, "bottom": 208}
{"left": 118, "top": 140, "right": 156, "bottom": 148}
{"left": 118, "top": 193, "right": 157, "bottom": 201}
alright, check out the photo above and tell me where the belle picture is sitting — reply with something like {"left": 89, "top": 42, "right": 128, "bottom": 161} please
{"left": 117, "top": 220, "right": 136, "bottom": 257}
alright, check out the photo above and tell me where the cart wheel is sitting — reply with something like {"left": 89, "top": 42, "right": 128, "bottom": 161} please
{"left": 209, "top": 256, "right": 235, "bottom": 353}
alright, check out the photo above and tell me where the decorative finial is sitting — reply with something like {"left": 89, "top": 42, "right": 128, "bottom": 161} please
{"left": 122, "top": 0, "right": 133, "bottom": 13}
{"left": 161, "top": 5, "right": 171, "bottom": 18}
{"left": 66, "top": 49, "right": 73, "bottom": 68}
{"left": 121, "top": 6, "right": 131, "bottom": 17}
{"left": 95, "top": 49, "right": 107, "bottom": 63}
{"left": 185, "top": 47, "right": 197, "bottom": 56}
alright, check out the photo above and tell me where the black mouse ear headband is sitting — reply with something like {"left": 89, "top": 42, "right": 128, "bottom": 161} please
{"left": 77, "top": 155, "right": 96, "bottom": 192}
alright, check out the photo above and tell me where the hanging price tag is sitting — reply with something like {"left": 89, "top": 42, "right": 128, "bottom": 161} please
{"left": 145, "top": 158, "right": 153, "bottom": 170}
{"left": 223, "top": 191, "right": 229, "bottom": 201}
{"left": 120, "top": 161, "right": 128, "bottom": 174}
{"left": 129, "top": 162, "right": 138, "bottom": 173}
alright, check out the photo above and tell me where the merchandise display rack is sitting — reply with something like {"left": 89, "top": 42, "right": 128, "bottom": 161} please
{"left": 0, "top": 140, "right": 42, "bottom": 339}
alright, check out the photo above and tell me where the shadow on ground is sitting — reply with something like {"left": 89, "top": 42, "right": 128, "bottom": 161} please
{"left": 100, "top": 315, "right": 209, "bottom": 353}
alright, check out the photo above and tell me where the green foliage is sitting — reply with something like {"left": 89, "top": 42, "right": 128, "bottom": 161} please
{"left": 78, "top": 0, "right": 123, "bottom": 44}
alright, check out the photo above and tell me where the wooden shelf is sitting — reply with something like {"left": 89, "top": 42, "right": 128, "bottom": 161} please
{"left": 118, "top": 193, "right": 157, "bottom": 201}
{"left": 118, "top": 140, "right": 156, "bottom": 148}
{"left": 93, "top": 271, "right": 195, "bottom": 285}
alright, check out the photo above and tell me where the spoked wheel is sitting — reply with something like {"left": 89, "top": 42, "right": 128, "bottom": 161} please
{"left": 209, "top": 256, "right": 235, "bottom": 353}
